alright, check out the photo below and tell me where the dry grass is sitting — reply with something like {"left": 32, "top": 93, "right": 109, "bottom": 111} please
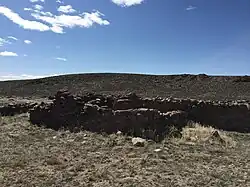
{"left": 177, "top": 122, "right": 236, "bottom": 147}
{"left": 1, "top": 115, "right": 250, "bottom": 186}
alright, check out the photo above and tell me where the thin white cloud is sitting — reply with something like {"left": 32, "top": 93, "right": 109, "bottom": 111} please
{"left": 24, "top": 8, "right": 32, "bottom": 11}
{"left": 24, "top": 7, "right": 53, "bottom": 16}
{"left": 50, "top": 24, "right": 64, "bottom": 33}
{"left": 23, "top": 54, "right": 27, "bottom": 57}
{"left": 186, "top": 5, "right": 197, "bottom": 11}
{"left": 0, "top": 51, "right": 18, "bottom": 57}
{"left": 55, "top": 57, "right": 67, "bottom": 61}
{"left": 0, "top": 74, "right": 58, "bottom": 81}
{"left": 111, "top": 0, "right": 145, "bottom": 7}
{"left": 24, "top": 40, "right": 32, "bottom": 44}
{"left": 7, "top": 36, "right": 18, "bottom": 41}
{"left": 58, "top": 5, "right": 76, "bottom": 13}
{"left": 2, "top": 6, "right": 109, "bottom": 34}
{"left": 30, "top": 0, "right": 45, "bottom": 3}
{"left": 0, "top": 6, "right": 51, "bottom": 32}
{"left": 56, "top": 0, "right": 63, "bottom": 4}
{"left": 34, "top": 5, "right": 44, "bottom": 11}
{"left": 0, "top": 38, "right": 11, "bottom": 46}
{"left": 31, "top": 10, "right": 110, "bottom": 34}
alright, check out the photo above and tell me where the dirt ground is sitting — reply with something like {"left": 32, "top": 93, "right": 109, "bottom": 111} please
{"left": 1, "top": 114, "right": 250, "bottom": 187}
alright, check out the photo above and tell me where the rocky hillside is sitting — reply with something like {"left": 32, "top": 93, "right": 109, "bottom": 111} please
{"left": 0, "top": 73, "right": 250, "bottom": 101}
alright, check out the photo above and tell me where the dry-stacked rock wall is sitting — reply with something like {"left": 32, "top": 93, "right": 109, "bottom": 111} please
{"left": 29, "top": 90, "right": 250, "bottom": 141}
{"left": 0, "top": 103, "right": 36, "bottom": 116}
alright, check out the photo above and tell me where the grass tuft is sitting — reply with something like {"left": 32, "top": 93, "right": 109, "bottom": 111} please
{"left": 177, "top": 122, "right": 236, "bottom": 147}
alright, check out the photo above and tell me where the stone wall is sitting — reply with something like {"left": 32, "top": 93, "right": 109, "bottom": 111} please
{"left": 0, "top": 97, "right": 51, "bottom": 117}
{"left": 29, "top": 90, "right": 250, "bottom": 141}
{"left": 0, "top": 103, "right": 36, "bottom": 116}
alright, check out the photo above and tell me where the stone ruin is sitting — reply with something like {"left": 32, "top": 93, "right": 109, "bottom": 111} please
{"left": 28, "top": 90, "right": 250, "bottom": 141}
{"left": 0, "top": 102, "right": 36, "bottom": 116}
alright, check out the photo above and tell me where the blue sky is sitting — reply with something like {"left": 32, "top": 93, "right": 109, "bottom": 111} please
{"left": 0, "top": 0, "right": 250, "bottom": 80}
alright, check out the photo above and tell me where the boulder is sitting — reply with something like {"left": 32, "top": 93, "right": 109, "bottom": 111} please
{"left": 132, "top": 137, "right": 146, "bottom": 147}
